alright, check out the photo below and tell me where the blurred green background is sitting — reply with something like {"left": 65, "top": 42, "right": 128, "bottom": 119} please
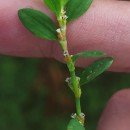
{"left": 0, "top": 55, "right": 130, "bottom": 130}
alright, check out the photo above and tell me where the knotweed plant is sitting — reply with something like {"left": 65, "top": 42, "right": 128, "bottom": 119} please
{"left": 18, "top": 0, "right": 113, "bottom": 129}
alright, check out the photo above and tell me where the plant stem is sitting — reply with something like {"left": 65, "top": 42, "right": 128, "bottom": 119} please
{"left": 76, "top": 98, "right": 81, "bottom": 116}
{"left": 57, "top": 8, "right": 83, "bottom": 121}
{"left": 64, "top": 50, "right": 82, "bottom": 117}
{"left": 68, "top": 61, "right": 82, "bottom": 116}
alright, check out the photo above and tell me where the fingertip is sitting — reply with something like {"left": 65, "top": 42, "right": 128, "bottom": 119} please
{"left": 97, "top": 89, "right": 130, "bottom": 130}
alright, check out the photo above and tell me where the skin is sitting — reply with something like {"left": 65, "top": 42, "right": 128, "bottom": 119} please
{"left": 0, "top": 0, "right": 130, "bottom": 129}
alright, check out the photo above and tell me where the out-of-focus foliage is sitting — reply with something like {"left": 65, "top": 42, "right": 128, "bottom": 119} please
{"left": 0, "top": 55, "right": 130, "bottom": 130}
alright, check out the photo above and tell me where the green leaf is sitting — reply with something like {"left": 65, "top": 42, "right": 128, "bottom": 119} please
{"left": 67, "top": 119, "right": 85, "bottom": 130}
{"left": 62, "top": 0, "right": 69, "bottom": 5}
{"left": 44, "top": 0, "right": 61, "bottom": 16}
{"left": 66, "top": 0, "right": 93, "bottom": 23}
{"left": 18, "top": 8, "right": 57, "bottom": 40}
{"left": 44, "top": 0, "right": 69, "bottom": 16}
{"left": 80, "top": 57, "right": 113, "bottom": 86}
{"left": 72, "top": 50, "right": 106, "bottom": 62}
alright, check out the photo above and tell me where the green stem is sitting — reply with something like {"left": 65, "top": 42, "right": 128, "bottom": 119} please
{"left": 66, "top": 55, "right": 82, "bottom": 117}
{"left": 76, "top": 98, "right": 81, "bottom": 116}
{"left": 70, "top": 70, "right": 77, "bottom": 94}
{"left": 69, "top": 66, "right": 81, "bottom": 116}
{"left": 57, "top": 7, "right": 82, "bottom": 120}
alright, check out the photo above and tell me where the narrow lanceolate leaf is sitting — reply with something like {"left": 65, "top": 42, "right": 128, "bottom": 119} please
{"left": 72, "top": 50, "right": 106, "bottom": 62}
{"left": 67, "top": 119, "right": 85, "bottom": 130}
{"left": 18, "top": 8, "right": 57, "bottom": 40}
{"left": 80, "top": 57, "right": 113, "bottom": 86}
{"left": 44, "top": 0, "right": 61, "bottom": 16}
{"left": 66, "top": 0, "right": 93, "bottom": 23}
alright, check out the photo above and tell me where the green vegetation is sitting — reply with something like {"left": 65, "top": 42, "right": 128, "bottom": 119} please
{"left": 0, "top": 56, "right": 130, "bottom": 130}
{"left": 18, "top": 0, "right": 114, "bottom": 128}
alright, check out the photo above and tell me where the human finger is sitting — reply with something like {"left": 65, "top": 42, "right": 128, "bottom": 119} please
{"left": 97, "top": 89, "right": 130, "bottom": 130}
{"left": 54, "top": 0, "right": 130, "bottom": 72}
{"left": 0, "top": 0, "right": 130, "bottom": 72}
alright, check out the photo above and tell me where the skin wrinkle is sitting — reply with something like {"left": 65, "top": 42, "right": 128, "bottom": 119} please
{"left": 102, "top": 14, "right": 127, "bottom": 56}
{"left": 0, "top": 0, "right": 130, "bottom": 72}
{"left": 87, "top": 2, "right": 130, "bottom": 71}
{"left": 56, "top": 1, "right": 130, "bottom": 72}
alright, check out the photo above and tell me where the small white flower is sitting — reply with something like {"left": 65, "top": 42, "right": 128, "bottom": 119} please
{"left": 71, "top": 113, "right": 77, "bottom": 119}
{"left": 63, "top": 15, "right": 68, "bottom": 20}
{"left": 63, "top": 51, "right": 69, "bottom": 57}
{"left": 56, "top": 28, "right": 61, "bottom": 33}
{"left": 80, "top": 113, "right": 85, "bottom": 118}
{"left": 65, "top": 77, "right": 71, "bottom": 83}
{"left": 62, "top": 10, "right": 66, "bottom": 15}
{"left": 76, "top": 76, "right": 80, "bottom": 81}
